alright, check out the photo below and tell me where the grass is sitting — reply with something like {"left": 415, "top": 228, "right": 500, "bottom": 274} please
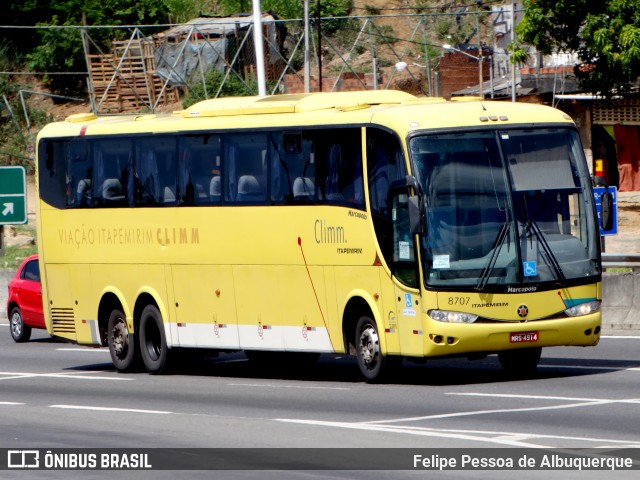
{"left": 2, "top": 244, "right": 38, "bottom": 269}
{"left": 604, "top": 267, "right": 634, "bottom": 273}
{"left": 2, "top": 223, "right": 38, "bottom": 269}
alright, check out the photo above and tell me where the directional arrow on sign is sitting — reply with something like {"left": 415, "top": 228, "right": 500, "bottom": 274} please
{"left": 0, "top": 166, "right": 27, "bottom": 224}
{"left": 2, "top": 203, "right": 14, "bottom": 216}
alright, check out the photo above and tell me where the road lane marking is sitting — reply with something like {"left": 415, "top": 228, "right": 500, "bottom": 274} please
{"left": 0, "top": 371, "right": 132, "bottom": 381}
{"left": 447, "top": 392, "right": 640, "bottom": 404}
{"left": 539, "top": 364, "right": 640, "bottom": 371}
{"left": 0, "top": 401, "right": 24, "bottom": 405}
{"left": 50, "top": 405, "right": 171, "bottom": 415}
{"left": 362, "top": 400, "right": 612, "bottom": 424}
{"left": 276, "top": 418, "right": 640, "bottom": 448}
{"left": 56, "top": 348, "right": 109, "bottom": 353}
{"left": 228, "top": 383, "right": 349, "bottom": 391}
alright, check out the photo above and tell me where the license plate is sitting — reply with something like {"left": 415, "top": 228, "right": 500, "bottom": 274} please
{"left": 510, "top": 331, "right": 539, "bottom": 343}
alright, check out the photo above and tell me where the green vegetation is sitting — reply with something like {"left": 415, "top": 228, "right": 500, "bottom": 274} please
{"left": 2, "top": 225, "right": 38, "bottom": 269}
{"left": 2, "top": 245, "right": 38, "bottom": 270}
{"left": 516, "top": 0, "right": 640, "bottom": 96}
{"left": 182, "top": 68, "right": 278, "bottom": 107}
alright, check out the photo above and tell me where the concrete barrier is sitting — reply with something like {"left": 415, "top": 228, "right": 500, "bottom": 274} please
{"left": 601, "top": 272, "right": 640, "bottom": 335}
{"left": 0, "top": 269, "right": 14, "bottom": 318}
{"left": 0, "top": 269, "right": 638, "bottom": 335}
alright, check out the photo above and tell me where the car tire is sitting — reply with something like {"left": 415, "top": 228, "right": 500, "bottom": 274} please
{"left": 9, "top": 306, "right": 31, "bottom": 343}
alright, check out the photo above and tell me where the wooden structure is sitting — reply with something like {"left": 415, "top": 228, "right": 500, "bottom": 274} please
{"left": 86, "top": 32, "right": 181, "bottom": 114}
{"left": 84, "top": 14, "right": 286, "bottom": 113}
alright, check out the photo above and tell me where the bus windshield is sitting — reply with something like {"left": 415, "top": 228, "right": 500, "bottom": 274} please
{"left": 409, "top": 127, "right": 600, "bottom": 291}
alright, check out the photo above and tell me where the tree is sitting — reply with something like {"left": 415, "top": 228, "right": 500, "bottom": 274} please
{"left": 25, "top": 0, "right": 170, "bottom": 96}
{"left": 515, "top": 0, "right": 640, "bottom": 97}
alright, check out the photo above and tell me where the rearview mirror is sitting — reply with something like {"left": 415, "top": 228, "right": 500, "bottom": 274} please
{"left": 600, "top": 190, "right": 613, "bottom": 231}
{"left": 389, "top": 176, "right": 425, "bottom": 235}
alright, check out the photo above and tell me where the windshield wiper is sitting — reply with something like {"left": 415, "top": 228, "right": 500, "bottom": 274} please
{"left": 525, "top": 220, "right": 566, "bottom": 281}
{"left": 476, "top": 222, "right": 511, "bottom": 291}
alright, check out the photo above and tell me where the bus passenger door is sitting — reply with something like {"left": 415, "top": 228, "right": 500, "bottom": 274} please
{"left": 390, "top": 189, "right": 425, "bottom": 357}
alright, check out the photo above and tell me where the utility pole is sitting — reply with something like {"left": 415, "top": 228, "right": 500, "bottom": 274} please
{"left": 252, "top": 0, "right": 267, "bottom": 96}
{"left": 511, "top": 0, "right": 517, "bottom": 102}
{"left": 316, "top": 0, "right": 322, "bottom": 91}
{"left": 303, "top": 0, "right": 310, "bottom": 92}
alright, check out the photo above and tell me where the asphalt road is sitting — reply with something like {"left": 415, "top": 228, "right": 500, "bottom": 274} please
{"left": 0, "top": 323, "right": 639, "bottom": 480}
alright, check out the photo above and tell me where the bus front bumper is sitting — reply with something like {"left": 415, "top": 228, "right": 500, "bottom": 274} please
{"left": 421, "top": 313, "right": 601, "bottom": 358}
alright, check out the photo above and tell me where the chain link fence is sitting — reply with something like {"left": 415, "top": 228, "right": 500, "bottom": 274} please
{"left": 1, "top": 7, "right": 521, "bottom": 120}
{"left": 75, "top": 8, "right": 518, "bottom": 113}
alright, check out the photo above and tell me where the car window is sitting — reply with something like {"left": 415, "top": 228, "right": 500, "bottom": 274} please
{"left": 22, "top": 260, "right": 40, "bottom": 283}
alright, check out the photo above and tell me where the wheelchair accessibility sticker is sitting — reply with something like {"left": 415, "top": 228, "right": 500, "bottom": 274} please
{"left": 523, "top": 261, "right": 537, "bottom": 277}
{"left": 402, "top": 293, "right": 416, "bottom": 316}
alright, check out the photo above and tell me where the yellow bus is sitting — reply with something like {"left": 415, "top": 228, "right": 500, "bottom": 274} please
{"left": 36, "top": 90, "right": 606, "bottom": 382}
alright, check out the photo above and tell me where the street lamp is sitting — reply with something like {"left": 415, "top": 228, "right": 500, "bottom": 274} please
{"left": 395, "top": 61, "right": 426, "bottom": 71}
{"left": 395, "top": 61, "right": 431, "bottom": 96}
{"left": 442, "top": 44, "right": 484, "bottom": 99}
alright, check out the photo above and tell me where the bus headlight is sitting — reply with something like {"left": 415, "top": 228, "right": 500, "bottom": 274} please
{"left": 428, "top": 310, "right": 478, "bottom": 324}
{"left": 564, "top": 301, "right": 601, "bottom": 317}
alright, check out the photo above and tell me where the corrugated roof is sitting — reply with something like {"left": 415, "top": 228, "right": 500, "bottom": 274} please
{"left": 153, "top": 13, "right": 278, "bottom": 40}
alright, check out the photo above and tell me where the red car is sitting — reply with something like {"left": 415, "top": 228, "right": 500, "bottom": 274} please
{"left": 7, "top": 254, "right": 44, "bottom": 342}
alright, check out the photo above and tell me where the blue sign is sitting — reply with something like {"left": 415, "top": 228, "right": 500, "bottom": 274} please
{"left": 523, "top": 261, "right": 537, "bottom": 277}
{"left": 593, "top": 186, "right": 618, "bottom": 236}
{"left": 405, "top": 293, "right": 412, "bottom": 308}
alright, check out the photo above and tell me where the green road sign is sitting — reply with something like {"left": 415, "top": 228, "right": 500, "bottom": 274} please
{"left": 0, "top": 166, "right": 28, "bottom": 225}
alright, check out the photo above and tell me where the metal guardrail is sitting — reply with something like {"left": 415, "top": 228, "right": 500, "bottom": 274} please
{"left": 602, "top": 253, "right": 640, "bottom": 270}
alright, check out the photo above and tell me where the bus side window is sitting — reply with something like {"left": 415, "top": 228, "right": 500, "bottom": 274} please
{"left": 270, "top": 131, "right": 314, "bottom": 204}
{"left": 157, "top": 142, "right": 177, "bottom": 205}
{"left": 226, "top": 134, "right": 268, "bottom": 203}
{"left": 135, "top": 137, "right": 177, "bottom": 206}
{"left": 65, "top": 140, "right": 91, "bottom": 207}
{"left": 92, "top": 139, "right": 131, "bottom": 207}
{"left": 178, "top": 135, "right": 222, "bottom": 206}
{"left": 367, "top": 129, "right": 404, "bottom": 217}
{"left": 137, "top": 149, "right": 160, "bottom": 205}
{"left": 38, "top": 140, "right": 68, "bottom": 209}
{"left": 315, "top": 128, "right": 364, "bottom": 210}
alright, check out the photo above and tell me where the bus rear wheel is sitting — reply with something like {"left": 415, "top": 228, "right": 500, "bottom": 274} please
{"left": 498, "top": 347, "right": 542, "bottom": 376}
{"left": 355, "top": 316, "right": 399, "bottom": 383}
{"left": 139, "top": 305, "right": 169, "bottom": 374}
{"left": 107, "top": 309, "right": 138, "bottom": 371}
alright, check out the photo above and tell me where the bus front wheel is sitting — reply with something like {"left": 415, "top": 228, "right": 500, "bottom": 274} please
{"left": 498, "top": 347, "right": 542, "bottom": 375}
{"left": 355, "top": 316, "right": 399, "bottom": 383}
{"left": 139, "top": 305, "right": 169, "bottom": 374}
{"left": 107, "top": 309, "right": 138, "bottom": 371}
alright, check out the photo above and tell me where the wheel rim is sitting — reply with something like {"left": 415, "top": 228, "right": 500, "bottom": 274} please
{"left": 110, "top": 319, "right": 129, "bottom": 360}
{"left": 358, "top": 324, "right": 380, "bottom": 371}
{"left": 10, "top": 312, "right": 22, "bottom": 338}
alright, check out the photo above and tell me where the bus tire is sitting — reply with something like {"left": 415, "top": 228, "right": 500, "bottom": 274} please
{"left": 9, "top": 307, "right": 31, "bottom": 343}
{"left": 107, "top": 308, "right": 139, "bottom": 372}
{"left": 139, "top": 305, "right": 169, "bottom": 375}
{"left": 498, "top": 347, "right": 542, "bottom": 375}
{"left": 355, "top": 316, "right": 397, "bottom": 383}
